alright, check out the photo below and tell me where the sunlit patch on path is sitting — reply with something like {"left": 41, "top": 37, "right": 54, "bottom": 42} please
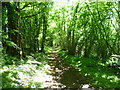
{"left": 40, "top": 48, "right": 94, "bottom": 89}
{"left": 1, "top": 48, "right": 94, "bottom": 88}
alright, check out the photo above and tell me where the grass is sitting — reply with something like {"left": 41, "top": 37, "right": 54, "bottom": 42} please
{"left": 59, "top": 51, "right": 120, "bottom": 88}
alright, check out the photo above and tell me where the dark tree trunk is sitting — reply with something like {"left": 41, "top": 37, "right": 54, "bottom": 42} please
{"left": 6, "top": 2, "right": 20, "bottom": 58}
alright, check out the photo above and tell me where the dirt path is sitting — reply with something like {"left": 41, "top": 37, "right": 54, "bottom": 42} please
{"left": 42, "top": 48, "right": 93, "bottom": 89}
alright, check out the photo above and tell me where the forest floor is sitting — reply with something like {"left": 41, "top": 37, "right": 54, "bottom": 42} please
{"left": 40, "top": 48, "right": 93, "bottom": 88}
{"left": 2, "top": 48, "right": 92, "bottom": 88}
{"left": 2, "top": 48, "right": 119, "bottom": 88}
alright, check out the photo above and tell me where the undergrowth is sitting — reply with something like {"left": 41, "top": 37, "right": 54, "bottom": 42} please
{"left": 1, "top": 53, "right": 49, "bottom": 88}
{"left": 59, "top": 50, "right": 120, "bottom": 89}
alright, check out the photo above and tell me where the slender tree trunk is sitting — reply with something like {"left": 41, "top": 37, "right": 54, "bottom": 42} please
{"left": 67, "top": 28, "right": 71, "bottom": 54}
{"left": 68, "top": 3, "right": 79, "bottom": 55}
{"left": 41, "top": 13, "right": 47, "bottom": 52}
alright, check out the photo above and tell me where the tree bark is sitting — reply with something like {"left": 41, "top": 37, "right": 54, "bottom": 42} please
{"left": 6, "top": 2, "right": 20, "bottom": 58}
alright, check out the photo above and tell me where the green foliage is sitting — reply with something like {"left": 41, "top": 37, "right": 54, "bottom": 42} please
{"left": 6, "top": 41, "right": 20, "bottom": 50}
{"left": 2, "top": 1, "right": 120, "bottom": 89}
{"left": 61, "top": 53, "right": 120, "bottom": 88}
{"left": 50, "top": 1, "right": 119, "bottom": 59}
{"left": 24, "top": 82, "right": 42, "bottom": 88}
{"left": 2, "top": 54, "right": 17, "bottom": 65}
{"left": 58, "top": 50, "right": 67, "bottom": 57}
{"left": 2, "top": 71, "right": 22, "bottom": 88}
{"left": 106, "top": 55, "right": 120, "bottom": 67}
{"left": 2, "top": 53, "right": 25, "bottom": 65}
{"left": 32, "top": 52, "right": 48, "bottom": 63}
{"left": 1, "top": 58, "right": 44, "bottom": 88}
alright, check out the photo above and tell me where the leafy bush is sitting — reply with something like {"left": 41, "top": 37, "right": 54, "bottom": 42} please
{"left": 2, "top": 53, "right": 25, "bottom": 65}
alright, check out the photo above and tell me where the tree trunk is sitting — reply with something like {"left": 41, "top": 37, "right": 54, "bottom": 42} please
{"left": 41, "top": 12, "right": 47, "bottom": 52}
{"left": 6, "top": 2, "right": 20, "bottom": 58}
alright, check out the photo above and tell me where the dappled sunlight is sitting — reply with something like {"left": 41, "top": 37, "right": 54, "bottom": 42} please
{"left": 80, "top": 67, "right": 120, "bottom": 88}
{"left": 43, "top": 48, "right": 92, "bottom": 88}
{"left": 2, "top": 1, "right": 120, "bottom": 89}
{"left": 61, "top": 52, "right": 120, "bottom": 88}
{"left": 1, "top": 57, "right": 49, "bottom": 88}
{"left": 2, "top": 49, "right": 119, "bottom": 88}
{"left": 82, "top": 84, "right": 90, "bottom": 88}
{"left": 2, "top": 48, "right": 119, "bottom": 88}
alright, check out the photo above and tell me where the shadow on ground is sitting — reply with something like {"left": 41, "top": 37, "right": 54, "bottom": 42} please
{"left": 47, "top": 49, "right": 91, "bottom": 88}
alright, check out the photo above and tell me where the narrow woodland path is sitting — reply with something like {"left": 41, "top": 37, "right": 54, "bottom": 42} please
{"left": 42, "top": 48, "right": 93, "bottom": 89}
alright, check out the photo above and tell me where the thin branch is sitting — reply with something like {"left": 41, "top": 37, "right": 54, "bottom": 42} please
{"left": 20, "top": 3, "right": 31, "bottom": 10}
{"left": 114, "top": 7, "right": 120, "bottom": 19}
